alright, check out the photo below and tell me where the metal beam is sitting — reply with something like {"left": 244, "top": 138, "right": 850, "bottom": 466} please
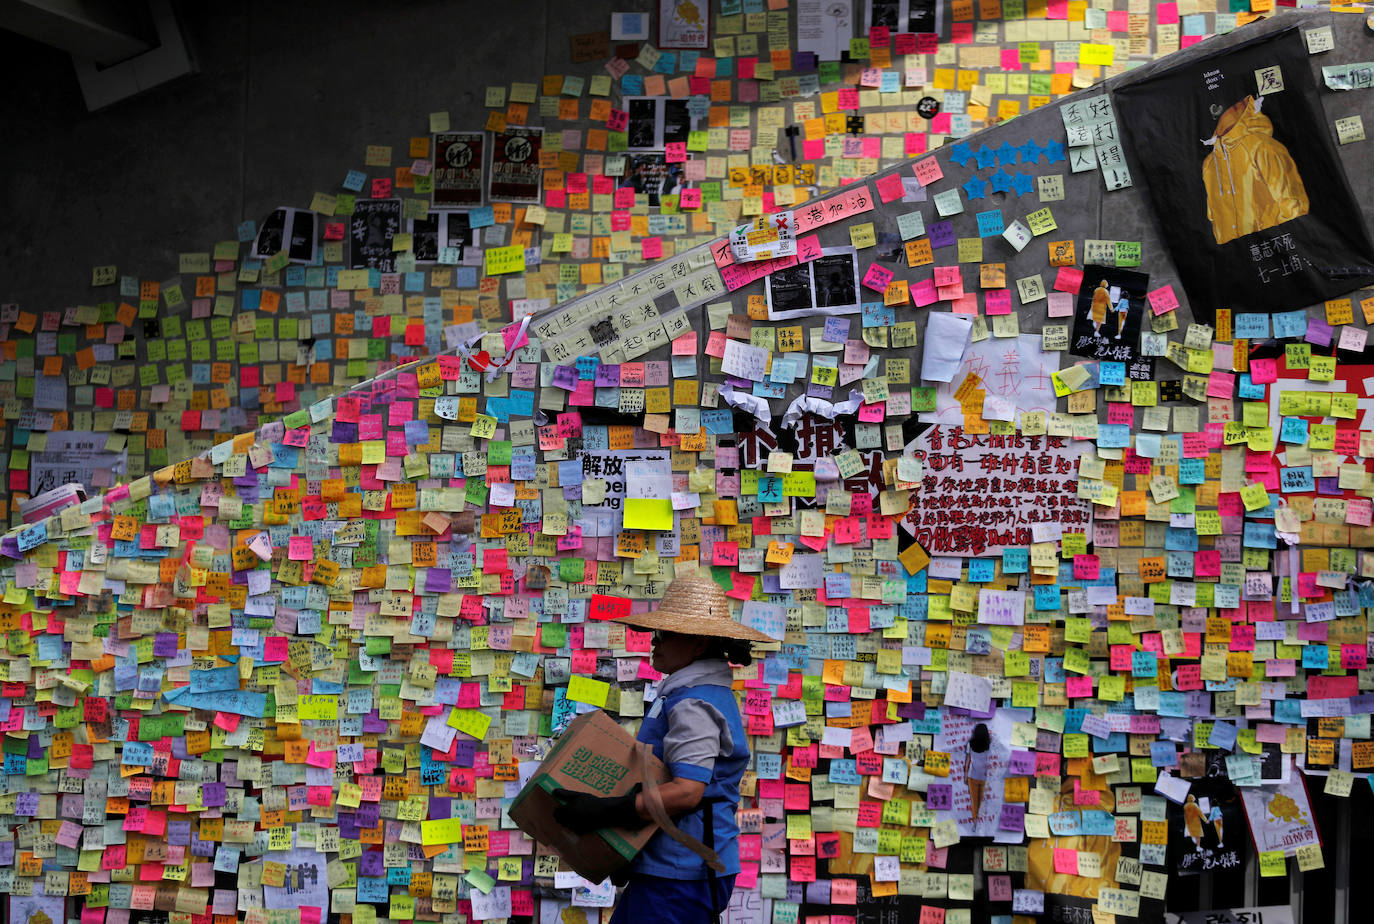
{"left": 0, "top": 0, "right": 154, "bottom": 66}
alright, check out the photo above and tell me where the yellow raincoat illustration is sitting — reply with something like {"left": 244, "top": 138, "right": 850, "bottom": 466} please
{"left": 1202, "top": 95, "right": 1309, "bottom": 245}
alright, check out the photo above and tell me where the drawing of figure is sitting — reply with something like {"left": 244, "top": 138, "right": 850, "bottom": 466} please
{"left": 1089, "top": 279, "right": 1111, "bottom": 337}
{"left": 1202, "top": 95, "right": 1309, "bottom": 245}
{"left": 1112, "top": 290, "right": 1130, "bottom": 340}
{"left": 1208, "top": 801, "right": 1224, "bottom": 848}
{"left": 1183, "top": 794, "right": 1205, "bottom": 848}
{"left": 963, "top": 723, "right": 990, "bottom": 820}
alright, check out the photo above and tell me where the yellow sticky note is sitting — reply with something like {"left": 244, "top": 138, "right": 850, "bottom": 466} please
{"left": 623, "top": 498, "right": 673, "bottom": 530}
{"left": 484, "top": 245, "right": 527, "bottom": 276}
{"left": 421, "top": 817, "right": 465, "bottom": 845}
{"left": 1078, "top": 43, "right": 1114, "bottom": 66}
{"left": 566, "top": 675, "right": 611, "bottom": 707}
{"left": 1258, "top": 850, "right": 1286, "bottom": 877}
{"left": 447, "top": 708, "right": 493, "bottom": 740}
{"left": 297, "top": 694, "right": 338, "bottom": 720}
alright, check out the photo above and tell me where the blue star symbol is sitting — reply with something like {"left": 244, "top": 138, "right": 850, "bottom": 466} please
{"left": 1019, "top": 139, "right": 1045, "bottom": 164}
{"left": 974, "top": 144, "right": 998, "bottom": 170}
{"left": 949, "top": 142, "right": 974, "bottom": 167}
{"left": 995, "top": 142, "right": 1020, "bottom": 167}
{"left": 989, "top": 169, "right": 1014, "bottom": 194}
{"left": 962, "top": 175, "right": 988, "bottom": 200}
{"left": 1044, "top": 139, "right": 1066, "bottom": 164}
{"left": 1011, "top": 171, "right": 1036, "bottom": 197}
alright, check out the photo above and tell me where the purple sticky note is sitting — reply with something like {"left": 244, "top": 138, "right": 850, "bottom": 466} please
{"left": 552, "top": 365, "right": 578, "bottom": 390}
{"left": 999, "top": 803, "right": 1026, "bottom": 831}
{"left": 1008, "top": 750, "right": 1037, "bottom": 775}
{"left": 154, "top": 633, "right": 179, "bottom": 657}
{"left": 928, "top": 220, "right": 956, "bottom": 249}
{"left": 927, "top": 783, "right": 952, "bottom": 810}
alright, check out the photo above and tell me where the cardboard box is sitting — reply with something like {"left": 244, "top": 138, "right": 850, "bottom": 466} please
{"left": 509, "top": 709, "right": 670, "bottom": 883}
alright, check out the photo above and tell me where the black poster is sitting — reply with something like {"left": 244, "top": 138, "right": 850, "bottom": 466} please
{"left": 1114, "top": 26, "right": 1374, "bottom": 318}
{"left": 1070, "top": 264, "right": 1154, "bottom": 379}
{"left": 349, "top": 198, "right": 401, "bottom": 272}
{"left": 1167, "top": 762, "right": 1248, "bottom": 877}
{"left": 489, "top": 126, "right": 543, "bottom": 203}
{"left": 432, "top": 131, "right": 485, "bottom": 207}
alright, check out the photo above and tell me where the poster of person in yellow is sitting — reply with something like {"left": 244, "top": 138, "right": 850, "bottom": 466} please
{"left": 659, "top": 0, "right": 709, "bottom": 49}
{"left": 1201, "top": 95, "right": 1309, "bottom": 245}
{"left": 1115, "top": 26, "right": 1374, "bottom": 316}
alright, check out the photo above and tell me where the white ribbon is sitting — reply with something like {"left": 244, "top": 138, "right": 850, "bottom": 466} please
{"left": 780, "top": 389, "right": 864, "bottom": 431}
{"left": 718, "top": 382, "right": 772, "bottom": 427}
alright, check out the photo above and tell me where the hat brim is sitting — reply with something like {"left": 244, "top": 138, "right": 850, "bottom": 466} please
{"left": 612, "top": 608, "right": 775, "bottom": 643}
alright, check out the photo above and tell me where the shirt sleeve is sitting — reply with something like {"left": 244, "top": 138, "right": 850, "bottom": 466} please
{"left": 661, "top": 697, "right": 730, "bottom": 783}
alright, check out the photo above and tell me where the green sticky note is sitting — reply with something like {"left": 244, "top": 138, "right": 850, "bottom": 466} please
{"left": 559, "top": 558, "right": 585, "bottom": 582}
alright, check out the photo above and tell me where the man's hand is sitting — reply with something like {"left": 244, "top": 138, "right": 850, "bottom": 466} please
{"left": 552, "top": 784, "right": 645, "bottom": 834}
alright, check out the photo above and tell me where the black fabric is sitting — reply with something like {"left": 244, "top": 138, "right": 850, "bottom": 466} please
{"left": 1114, "top": 25, "right": 1374, "bottom": 320}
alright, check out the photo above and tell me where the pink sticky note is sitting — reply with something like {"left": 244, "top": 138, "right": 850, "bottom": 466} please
{"left": 796, "top": 234, "right": 822, "bottom": 262}
{"left": 288, "top": 536, "right": 313, "bottom": 561}
{"left": 1156, "top": 2, "right": 1179, "bottom": 23}
{"left": 863, "top": 264, "right": 895, "bottom": 292}
{"left": 1001, "top": 48, "right": 1021, "bottom": 70}
{"left": 1148, "top": 285, "right": 1179, "bottom": 315}
{"left": 913, "top": 157, "right": 943, "bottom": 186}
{"left": 678, "top": 187, "right": 702, "bottom": 209}
{"left": 642, "top": 237, "right": 663, "bottom": 260}
{"left": 985, "top": 289, "right": 1012, "bottom": 315}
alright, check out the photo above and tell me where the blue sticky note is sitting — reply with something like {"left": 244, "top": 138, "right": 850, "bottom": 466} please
{"left": 1098, "top": 361, "right": 1125, "bottom": 386}
{"left": 1280, "top": 466, "right": 1315, "bottom": 493}
{"left": 976, "top": 209, "right": 1005, "bottom": 237}
{"left": 1234, "top": 313, "right": 1270, "bottom": 339}
{"left": 1208, "top": 721, "right": 1238, "bottom": 751}
{"left": 1279, "top": 417, "right": 1309, "bottom": 444}
{"left": 1272, "top": 309, "right": 1308, "bottom": 339}
{"left": 1002, "top": 548, "right": 1028, "bottom": 573}
{"left": 967, "top": 559, "right": 995, "bottom": 582}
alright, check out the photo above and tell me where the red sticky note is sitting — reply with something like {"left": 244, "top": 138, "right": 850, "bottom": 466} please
{"left": 1054, "top": 266, "right": 1085, "bottom": 293}
{"left": 874, "top": 172, "right": 906, "bottom": 203}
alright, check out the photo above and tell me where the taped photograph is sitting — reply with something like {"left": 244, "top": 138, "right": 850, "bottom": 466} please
{"left": 765, "top": 247, "right": 861, "bottom": 320}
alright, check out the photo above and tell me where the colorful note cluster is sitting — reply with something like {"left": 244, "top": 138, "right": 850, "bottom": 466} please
{"left": 3, "top": 4, "right": 1372, "bottom": 924}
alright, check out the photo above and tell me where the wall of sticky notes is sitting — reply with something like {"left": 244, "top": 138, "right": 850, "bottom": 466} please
{"left": 5, "top": 3, "right": 1374, "bottom": 924}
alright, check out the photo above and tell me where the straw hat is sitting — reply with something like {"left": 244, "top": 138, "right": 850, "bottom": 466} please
{"left": 612, "top": 575, "right": 773, "bottom": 643}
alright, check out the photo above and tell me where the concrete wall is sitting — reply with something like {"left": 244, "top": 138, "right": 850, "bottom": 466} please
{"left": 0, "top": 0, "right": 644, "bottom": 309}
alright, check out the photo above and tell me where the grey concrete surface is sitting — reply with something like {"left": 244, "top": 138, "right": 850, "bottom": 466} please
{"left": 0, "top": 0, "right": 654, "bottom": 309}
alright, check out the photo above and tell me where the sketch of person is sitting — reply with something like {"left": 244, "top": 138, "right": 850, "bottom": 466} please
{"left": 963, "top": 723, "right": 991, "bottom": 820}
{"left": 1207, "top": 801, "right": 1224, "bottom": 848}
{"left": 1112, "top": 290, "right": 1130, "bottom": 340}
{"left": 1202, "top": 95, "right": 1309, "bottom": 245}
{"left": 1183, "top": 794, "right": 1205, "bottom": 849}
{"left": 1089, "top": 279, "right": 1111, "bottom": 337}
